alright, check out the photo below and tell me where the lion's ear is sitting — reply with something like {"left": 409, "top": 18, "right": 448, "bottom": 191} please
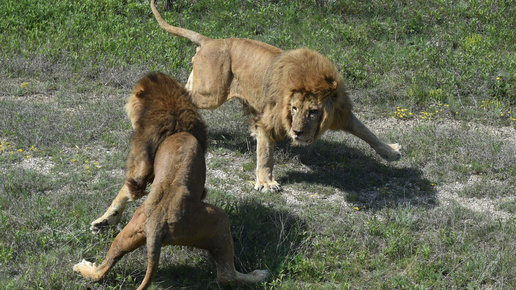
{"left": 133, "top": 84, "right": 146, "bottom": 99}
{"left": 320, "top": 77, "right": 338, "bottom": 100}
{"left": 326, "top": 76, "right": 338, "bottom": 91}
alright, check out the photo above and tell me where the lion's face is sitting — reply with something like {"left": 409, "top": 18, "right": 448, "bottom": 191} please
{"left": 288, "top": 91, "right": 324, "bottom": 145}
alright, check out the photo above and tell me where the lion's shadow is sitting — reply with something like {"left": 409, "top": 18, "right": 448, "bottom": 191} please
{"left": 282, "top": 140, "right": 436, "bottom": 209}
{"left": 209, "top": 129, "right": 436, "bottom": 210}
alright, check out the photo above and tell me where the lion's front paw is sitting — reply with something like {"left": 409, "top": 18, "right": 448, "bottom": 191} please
{"left": 254, "top": 180, "right": 282, "bottom": 192}
{"left": 90, "top": 210, "right": 122, "bottom": 234}
{"left": 376, "top": 143, "right": 401, "bottom": 162}
{"left": 90, "top": 218, "right": 109, "bottom": 234}
{"left": 389, "top": 143, "right": 401, "bottom": 152}
{"left": 387, "top": 143, "right": 402, "bottom": 161}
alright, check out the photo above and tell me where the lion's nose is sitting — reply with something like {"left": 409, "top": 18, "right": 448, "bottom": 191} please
{"left": 293, "top": 129, "right": 303, "bottom": 136}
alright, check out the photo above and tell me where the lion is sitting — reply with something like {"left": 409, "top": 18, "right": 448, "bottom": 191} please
{"left": 147, "top": 0, "right": 401, "bottom": 193}
{"left": 91, "top": 1, "right": 402, "bottom": 231}
{"left": 78, "top": 73, "right": 269, "bottom": 289}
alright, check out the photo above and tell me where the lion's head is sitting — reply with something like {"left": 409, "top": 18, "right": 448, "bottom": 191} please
{"left": 288, "top": 90, "right": 329, "bottom": 145}
{"left": 261, "top": 48, "right": 352, "bottom": 145}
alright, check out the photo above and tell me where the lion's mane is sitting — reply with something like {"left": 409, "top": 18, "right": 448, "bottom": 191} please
{"left": 259, "top": 48, "right": 353, "bottom": 142}
{"left": 124, "top": 72, "right": 207, "bottom": 199}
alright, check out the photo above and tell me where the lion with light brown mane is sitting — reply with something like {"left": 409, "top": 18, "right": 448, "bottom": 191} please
{"left": 90, "top": 0, "right": 401, "bottom": 231}
{"left": 76, "top": 73, "right": 268, "bottom": 289}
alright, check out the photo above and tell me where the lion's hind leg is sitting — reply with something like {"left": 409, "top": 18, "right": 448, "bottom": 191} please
{"left": 233, "top": 270, "right": 271, "bottom": 284}
{"left": 76, "top": 205, "right": 147, "bottom": 281}
{"left": 175, "top": 201, "right": 269, "bottom": 284}
{"left": 73, "top": 260, "right": 101, "bottom": 280}
{"left": 187, "top": 43, "right": 232, "bottom": 109}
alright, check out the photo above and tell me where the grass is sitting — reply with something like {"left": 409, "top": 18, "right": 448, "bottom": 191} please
{"left": 1, "top": 0, "right": 516, "bottom": 289}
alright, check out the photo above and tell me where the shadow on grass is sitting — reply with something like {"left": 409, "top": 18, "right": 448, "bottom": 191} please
{"left": 209, "top": 128, "right": 436, "bottom": 211}
{"left": 107, "top": 199, "right": 305, "bottom": 289}
{"left": 284, "top": 139, "right": 436, "bottom": 210}
{"left": 208, "top": 128, "right": 255, "bottom": 153}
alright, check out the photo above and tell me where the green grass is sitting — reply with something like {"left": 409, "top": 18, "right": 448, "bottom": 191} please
{"left": 1, "top": 0, "right": 516, "bottom": 289}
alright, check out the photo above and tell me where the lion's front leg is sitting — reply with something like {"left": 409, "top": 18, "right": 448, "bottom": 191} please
{"left": 345, "top": 113, "right": 401, "bottom": 161}
{"left": 90, "top": 183, "right": 133, "bottom": 233}
{"left": 254, "top": 128, "right": 281, "bottom": 192}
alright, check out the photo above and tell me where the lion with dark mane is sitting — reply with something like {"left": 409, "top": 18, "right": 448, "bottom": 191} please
{"left": 78, "top": 73, "right": 268, "bottom": 289}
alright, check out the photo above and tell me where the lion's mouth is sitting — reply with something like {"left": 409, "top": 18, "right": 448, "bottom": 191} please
{"left": 291, "top": 130, "right": 313, "bottom": 144}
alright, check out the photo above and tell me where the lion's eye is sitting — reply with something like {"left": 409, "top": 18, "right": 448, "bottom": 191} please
{"left": 292, "top": 106, "right": 298, "bottom": 114}
{"left": 309, "top": 109, "right": 319, "bottom": 117}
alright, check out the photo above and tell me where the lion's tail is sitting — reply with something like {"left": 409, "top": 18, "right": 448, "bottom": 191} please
{"left": 124, "top": 73, "right": 207, "bottom": 197}
{"left": 151, "top": 0, "right": 210, "bottom": 46}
